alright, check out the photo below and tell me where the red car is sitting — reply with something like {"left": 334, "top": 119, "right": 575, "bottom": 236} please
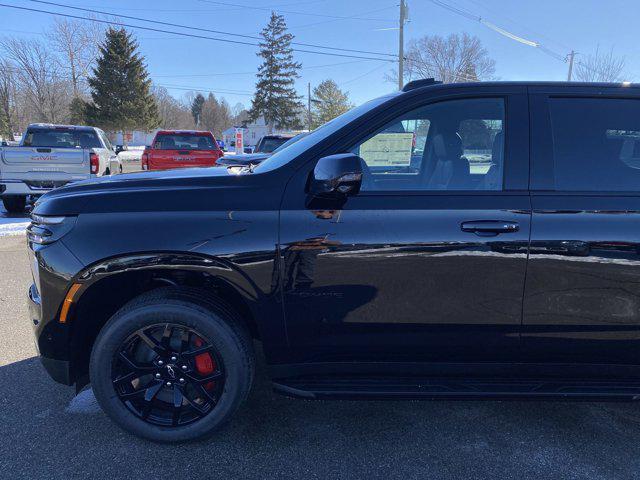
{"left": 141, "top": 130, "right": 223, "bottom": 171}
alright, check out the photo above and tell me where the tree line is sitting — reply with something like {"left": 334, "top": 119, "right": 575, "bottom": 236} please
{"left": 0, "top": 12, "right": 630, "bottom": 141}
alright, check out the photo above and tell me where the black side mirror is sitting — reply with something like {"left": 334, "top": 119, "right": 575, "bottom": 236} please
{"left": 115, "top": 145, "right": 127, "bottom": 155}
{"left": 309, "top": 153, "right": 363, "bottom": 198}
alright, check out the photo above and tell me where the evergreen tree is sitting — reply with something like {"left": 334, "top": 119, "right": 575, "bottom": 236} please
{"left": 249, "top": 12, "right": 303, "bottom": 132}
{"left": 191, "top": 93, "right": 205, "bottom": 126}
{"left": 311, "top": 79, "right": 353, "bottom": 128}
{"left": 68, "top": 97, "right": 86, "bottom": 125}
{"left": 85, "top": 28, "right": 159, "bottom": 133}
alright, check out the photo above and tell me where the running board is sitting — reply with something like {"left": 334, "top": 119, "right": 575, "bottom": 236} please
{"left": 272, "top": 377, "right": 640, "bottom": 401}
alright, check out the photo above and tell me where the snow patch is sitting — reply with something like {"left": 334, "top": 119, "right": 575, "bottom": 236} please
{"left": 0, "top": 218, "right": 29, "bottom": 237}
{"left": 66, "top": 388, "right": 101, "bottom": 414}
{"left": 0, "top": 205, "right": 30, "bottom": 237}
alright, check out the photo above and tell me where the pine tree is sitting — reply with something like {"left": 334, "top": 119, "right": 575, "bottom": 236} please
{"left": 85, "top": 28, "right": 160, "bottom": 133}
{"left": 191, "top": 93, "right": 205, "bottom": 127}
{"left": 249, "top": 12, "right": 303, "bottom": 133}
{"left": 311, "top": 80, "right": 353, "bottom": 128}
{"left": 68, "top": 97, "right": 86, "bottom": 125}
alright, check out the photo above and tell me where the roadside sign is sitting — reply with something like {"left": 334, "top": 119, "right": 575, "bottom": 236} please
{"left": 235, "top": 128, "right": 244, "bottom": 154}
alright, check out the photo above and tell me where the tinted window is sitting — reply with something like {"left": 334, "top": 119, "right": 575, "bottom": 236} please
{"left": 23, "top": 128, "right": 100, "bottom": 148}
{"left": 255, "top": 92, "right": 400, "bottom": 173}
{"left": 349, "top": 98, "right": 505, "bottom": 191}
{"left": 154, "top": 134, "right": 217, "bottom": 150}
{"left": 256, "top": 137, "right": 290, "bottom": 153}
{"left": 549, "top": 97, "right": 640, "bottom": 191}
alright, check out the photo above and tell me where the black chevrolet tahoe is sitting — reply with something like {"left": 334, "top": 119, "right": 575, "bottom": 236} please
{"left": 28, "top": 80, "right": 640, "bottom": 442}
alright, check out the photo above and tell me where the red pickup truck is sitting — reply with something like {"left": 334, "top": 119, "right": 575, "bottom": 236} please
{"left": 141, "top": 130, "right": 223, "bottom": 171}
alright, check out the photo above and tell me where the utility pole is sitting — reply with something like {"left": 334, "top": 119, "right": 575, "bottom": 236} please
{"left": 398, "top": 0, "right": 407, "bottom": 90}
{"left": 307, "top": 82, "right": 312, "bottom": 131}
{"left": 567, "top": 50, "right": 576, "bottom": 81}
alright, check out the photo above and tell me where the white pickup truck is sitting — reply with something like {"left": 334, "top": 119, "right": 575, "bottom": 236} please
{"left": 0, "top": 123, "right": 122, "bottom": 213}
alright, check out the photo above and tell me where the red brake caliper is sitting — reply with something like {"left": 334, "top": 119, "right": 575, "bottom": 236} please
{"left": 193, "top": 336, "right": 216, "bottom": 391}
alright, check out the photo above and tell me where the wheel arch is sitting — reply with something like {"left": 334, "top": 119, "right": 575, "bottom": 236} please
{"left": 66, "top": 251, "right": 276, "bottom": 389}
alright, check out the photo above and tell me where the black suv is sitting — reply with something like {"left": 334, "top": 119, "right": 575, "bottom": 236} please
{"left": 28, "top": 80, "right": 640, "bottom": 442}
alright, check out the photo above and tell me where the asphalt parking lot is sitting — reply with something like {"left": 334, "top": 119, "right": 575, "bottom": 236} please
{"left": 1, "top": 207, "right": 640, "bottom": 479}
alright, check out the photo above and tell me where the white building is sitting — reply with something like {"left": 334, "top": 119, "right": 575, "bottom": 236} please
{"left": 222, "top": 117, "right": 295, "bottom": 151}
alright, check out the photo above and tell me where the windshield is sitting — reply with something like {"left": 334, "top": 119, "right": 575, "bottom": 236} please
{"left": 256, "top": 136, "right": 290, "bottom": 153}
{"left": 154, "top": 134, "right": 217, "bottom": 150}
{"left": 255, "top": 92, "right": 400, "bottom": 173}
{"left": 23, "top": 128, "right": 101, "bottom": 148}
{"left": 272, "top": 132, "right": 308, "bottom": 153}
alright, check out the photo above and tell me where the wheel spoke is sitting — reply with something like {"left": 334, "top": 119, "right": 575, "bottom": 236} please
{"left": 160, "top": 323, "right": 173, "bottom": 350}
{"left": 173, "top": 386, "right": 184, "bottom": 408}
{"left": 182, "top": 344, "right": 214, "bottom": 358}
{"left": 172, "top": 408, "right": 181, "bottom": 427}
{"left": 136, "top": 330, "right": 166, "bottom": 355}
{"left": 179, "top": 329, "right": 190, "bottom": 354}
{"left": 144, "top": 381, "right": 164, "bottom": 402}
{"left": 184, "top": 370, "right": 223, "bottom": 385}
{"left": 181, "top": 391, "right": 208, "bottom": 417}
{"left": 118, "top": 351, "right": 155, "bottom": 374}
{"left": 112, "top": 371, "right": 137, "bottom": 387}
{"left": 194, "top": 384, "right": 217, "bottom": 404}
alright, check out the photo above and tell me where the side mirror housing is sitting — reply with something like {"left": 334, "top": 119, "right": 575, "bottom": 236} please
{"left": 309, "top": 153, "right": 363, "bottom": 198}
{"left": 114, "top": 145, "right": 127, "bottom": 155}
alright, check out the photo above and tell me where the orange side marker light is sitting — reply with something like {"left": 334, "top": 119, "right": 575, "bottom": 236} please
{"left": 59, "top": 283, "right": 82, "bottom": 323}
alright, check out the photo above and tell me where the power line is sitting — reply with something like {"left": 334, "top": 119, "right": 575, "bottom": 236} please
{"left": 153, "top": 59, "right": 377, "bottom": 78}
{"left": 286, "top": 6, "right": 397, "bottom": 31}
{"left": 426, "top": 0, "right": 566, "bottom": 63}
{"left": 155, "top": 84, "right": 254, "bottom": 96}
{"left": 0, "top": 3, "right": 398, "bottom": 62}
{"left": 428, "top": 0, "right": 631, "bottom": 81}
{"left": 30, "top": 0, "right": 398, "bottom": 59}
{"left": 196, "top": 0, "right": 392, "bottom": 21}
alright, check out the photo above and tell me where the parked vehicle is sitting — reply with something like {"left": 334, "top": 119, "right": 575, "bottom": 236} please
{"left": 253, "top": 134, "right": 295, "bottom": 154}
{"left": 0, "top": 124, "right": 120, "bottom": 213}
{"left": 141, "top": 130, "right": 223, "bottom": 171}
{"left": 114, "top": 144, "right": 127, "bottom": 155}
{"left": 217, "top": 132, "right": 308, "bottom": 167}
{"left": 28, "top": 80, "right": 640, "bottom": 442}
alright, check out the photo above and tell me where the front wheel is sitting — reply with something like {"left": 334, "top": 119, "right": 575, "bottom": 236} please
{"left": 2, "top": 195, "right": 26, "bottom": 214}
{"left": 90, "top": 288, "right": 254, "bottom": 442}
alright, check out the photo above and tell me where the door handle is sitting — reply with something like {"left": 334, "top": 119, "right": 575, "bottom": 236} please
{"left": 461, "top": 220, "right": 519, "bottom": 236}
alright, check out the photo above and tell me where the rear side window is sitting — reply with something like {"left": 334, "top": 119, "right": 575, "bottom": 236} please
{"left": 154, "top": 134, "right": 217, "bottom": 150}
{"left": 256, "top": 137, "right": 290, "bottom": 153}
{"left": 24, "top": 129, "right": 76, "bottom": 148}
{"left": 549, "top": 97, "right": 640, "bottom": 191}
{"left": 23, "top": 128, "right": 101, "bottom": 148}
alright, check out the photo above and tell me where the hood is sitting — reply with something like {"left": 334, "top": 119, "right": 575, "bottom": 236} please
{"left": 217, "top": 153, "right": 271, "bottom": 166}
{"left": 32, "top": 165, "right": 284, "bottom": 216}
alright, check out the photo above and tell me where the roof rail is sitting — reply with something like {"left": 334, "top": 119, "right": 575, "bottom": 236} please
{"left": 402, "top": 78, "right": 443, "bottom": 92}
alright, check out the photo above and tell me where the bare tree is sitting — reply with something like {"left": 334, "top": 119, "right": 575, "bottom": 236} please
{"left": 0, "top": 37, "right": 72, "bottom": 123}
{"left": 575, "top": 46, "right": 627, "bottom": 82}
{"left": 200, "top": 93, "right": 232, "bottom": 137}
{"left": 46, "top": 18, "right": 103, "bottom": 97}
{"left": 390, "top": 33, "right": 495, "bottom": 84}
{"left": 153, "top": 86, "right": 194, "bottom": 129}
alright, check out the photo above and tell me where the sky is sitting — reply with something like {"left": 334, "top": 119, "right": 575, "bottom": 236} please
{"left": 1, "top": 0, "right": 639, "bottom": 109}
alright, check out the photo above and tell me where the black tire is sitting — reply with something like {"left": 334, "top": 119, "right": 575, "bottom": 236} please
{"left": 90, "top": 287, "right": 254, "bottom": 443}
{"left": 2, "top": 195, "right": 26, "bottom": 213}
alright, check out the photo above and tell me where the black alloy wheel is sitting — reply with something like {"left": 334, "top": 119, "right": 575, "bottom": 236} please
{"left": 113, "top": 323, "right": 225, "bottom": 427}
{"left": 90, "top": 287, "right": 254, "bottom": 442}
